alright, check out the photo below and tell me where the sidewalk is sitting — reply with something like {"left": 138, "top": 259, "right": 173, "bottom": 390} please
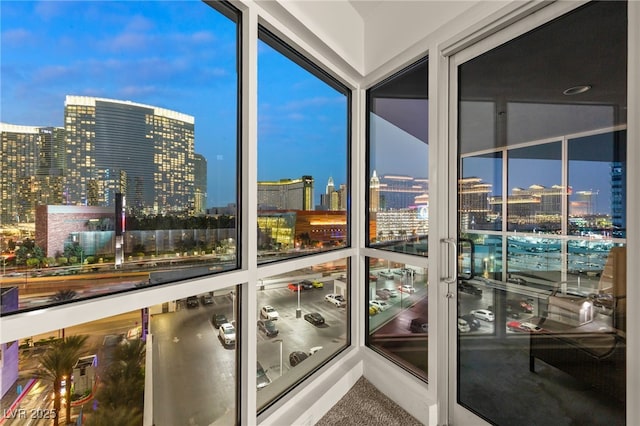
{"left": 0, "top": 377, "right": 37, "bottom": 423}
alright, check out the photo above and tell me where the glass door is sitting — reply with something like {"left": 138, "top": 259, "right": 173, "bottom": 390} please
{"left": 449, "top": 2, "right": 628, "bottom": 424}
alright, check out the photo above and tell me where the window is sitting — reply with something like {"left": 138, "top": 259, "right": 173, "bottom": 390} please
{"left": 367, "top": 58, "right": 429, "bottom": 256}
{"left": 0, "top": 1, "right": 240, "bottom": 313}
{"left": 257, "top": 258, "right": 350, "bottom": 411}
{"left": 257, "top": 27, "right": 350, "bottom": 263}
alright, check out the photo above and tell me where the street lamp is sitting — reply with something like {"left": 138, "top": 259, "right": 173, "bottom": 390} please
{"left": 273, "top": 339, "right": 283, "bottom": 377}
{"left": 296, "top": 283, "right": 302, "bottom": 318}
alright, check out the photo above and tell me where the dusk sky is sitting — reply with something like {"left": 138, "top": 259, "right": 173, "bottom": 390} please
{"left": 1, "top": 1, "right": 348, "bottom": 207}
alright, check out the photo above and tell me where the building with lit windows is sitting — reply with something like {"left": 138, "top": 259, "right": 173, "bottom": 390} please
{"left": 377, "top": 174, "right": 428, "bottom": 210}
{"left": 1, "top": 124, "right": 65, "bottom": 224}
{"left": 64, "top": 96, "right": 197, "bottom": 216}
{"left": 257, "top": 176, "right": 314, "bottom": 211}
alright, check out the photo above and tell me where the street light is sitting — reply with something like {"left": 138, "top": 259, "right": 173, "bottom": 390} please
{"left": 273, "top": 339, "right": 283, "bottom": 377}
{"left": 296, "top": 283, "right": 302, "bottom": 318}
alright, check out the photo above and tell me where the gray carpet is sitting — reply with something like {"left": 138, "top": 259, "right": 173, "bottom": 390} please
{"left": 315, "top": 377, "right": 424, "bottom": 426}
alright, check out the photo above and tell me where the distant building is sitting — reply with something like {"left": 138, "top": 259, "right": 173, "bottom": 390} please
{"left": 257, "top": 210, "right": 346, "bottom": 249}
{"left": 258, "top": 176, "right": 314, "bottom": 211}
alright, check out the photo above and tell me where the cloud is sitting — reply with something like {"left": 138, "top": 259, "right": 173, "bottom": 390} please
{"left": 119, "top": 85, "right": 159, "bottom": 98}
{"left": 1, "top": 28, "right": 33, "bottom": 46}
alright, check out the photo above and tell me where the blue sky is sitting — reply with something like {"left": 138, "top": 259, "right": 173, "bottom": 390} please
{"left": 1, "top": 1, "right": 348, "bottom": 207}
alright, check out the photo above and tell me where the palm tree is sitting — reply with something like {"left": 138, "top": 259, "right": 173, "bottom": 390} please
{"left": 50, "top": 289, "right": 78, "bottom": 303}
{"left": 93, "top": 339, "right": 146, "bottom": 424}
{"left": 37, "top": 335, "right": 88, "bottom": 426}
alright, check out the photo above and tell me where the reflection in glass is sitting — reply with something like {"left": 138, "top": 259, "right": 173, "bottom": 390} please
{"left": 460, "top": 152, "right": 503, "bottom": 231}
{"left": 457, "top": 2, "right": 626, "bottom": 424}
{"left": 507, "top": 142, "right": 562, "bottom": 233}
{"left": 0, "top": 1, "right": 240, "bottom": 314}
{"left": 568, "top": 131, "right": 627, "bottom": 238}
{"left": 256, "top": 258, "right": 349, "bottom": 411}
{"left": 257, "top": 28, "right": 349, "bottom": 263}
{"left": 0, "top": 287, "right": 238, "bottom": 425}
{"left": 367, "top": 58, "right": 429, "bottom": 256}
{"left": 366, "top": 258, "right": 428, "bottom": 379}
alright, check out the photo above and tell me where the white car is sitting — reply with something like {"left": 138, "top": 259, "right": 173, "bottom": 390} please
{"left": 218, "top": 323, "right": 236, "bottom": 346}
{"left": 325, "top": 293, "right": 346, "bottom": 307}
{"left": 370, "top": 300, "right": 390, "bottom": 311}
{"left": 399, "top": 285, "right": 416, "bottom": 293}
{"left": 457, "top": 318, "right": 471, "bottom": 333}
{"left": 260, "top": 305, "right": 279, "bottom": 320}
{"left": 471, "top": 309, "right": 495, "bottom": 322}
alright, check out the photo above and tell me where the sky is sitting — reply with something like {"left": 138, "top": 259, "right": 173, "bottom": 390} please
{"left": 1, "top": 1, "right": 348, "bottom": 208}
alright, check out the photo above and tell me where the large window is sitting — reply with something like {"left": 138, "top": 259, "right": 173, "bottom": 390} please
{"left": 0, "top": 1, "right": 240, "bottom": 313}
{"left": 257, "top": 28, "right": 350, "bottom": 263}
{"left": 367, "top": 58, "right": 429, "bottom": 256}
{"left": 256, "top": 258, "right": 350, "bottom": 411}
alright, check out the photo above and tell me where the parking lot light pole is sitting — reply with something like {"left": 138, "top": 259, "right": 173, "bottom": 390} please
{"left": 273, "top": 339, "right": 283, "bottom": 377}
{"left": 296, "top": 283, "right": 302, "bottom": 318}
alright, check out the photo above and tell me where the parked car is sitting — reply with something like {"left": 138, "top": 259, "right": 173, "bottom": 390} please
{"left": 212, "top": 313, "right": 228, "bottom": 328}
{"left": 304, "top": 312, "right": 325, "bottom": 326}
{"left": 384, "top": 288, "right": 399, "bottom": 298}
{"left": 378, "top": 271, "right": 394, "bottom": 279}
{"left": 507, "top": 299, "right": 533, "bottom": 313}
{"left": 370, "top": 300, "right": 390, "bottom": 311}
{"left": 186, "top": 296, "right": 199, "bottom": 308}
{"left": 409, "top": 317, "right": 428, "bottom": 333}
{"left": 457, "top": 317, "right": 471, "bottom": 333}
{"left": 369, "top": 274, "right": 378, "bottom": 282}
{"left": 218, "top": 323, "right": 236, "bottom": 346}
{"left": 298, "top": 280, "right": 314, "bottom": 290}
{"left": 507, "top": 320, "right": 544, "bottom": 333}
{"left": 399, "top": 285, "right": 416, "bottom": 294}
{"left": 201, "top": 293, "right": 214, "bottom": 305}
{"left": 257, "top": 319, "right": 279, "bottom": 337}
{"left": 260, "top": 305, "right": 279, "bottom": 320}
{"left": 376, "top": 290, "right": 390, "bottom": 300}
{"left": 325, "top": 293, "right": 346, "bottom": 307}
{"left": 289, "top": 351, "right": 308, "bottom": 367}
{"left": 460, "top": 314, "right": 481, "bottom": 331}
{"left": 311, "top": 280, "right": 324, "bottom": 288}
{"left": 471, "top": 309, "right": 495, "bottom": 322}
{"left": 288, "top": 283, "right": 303, "bottom": 291}
{"left": 369, "top": 305, "right": 379, "bottom": 315}
{"left": 257, "top": 362, "right": 271, "bottom": 389}
{"left": 458, "top": 281, "right": 482, "bottom": 297}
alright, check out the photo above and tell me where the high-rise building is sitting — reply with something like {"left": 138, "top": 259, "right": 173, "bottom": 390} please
{"left": 257, "top": 176, "right": 314, "bottom": 211}
{"left": 377, "top": 174, "right": 428, "bottom": 210}
{"left": 64, "top": 95, "right": 196, "bottom": 215}
{"left": 1, "top": 123, "right": 65, "bottom": 224}
{"left": 369, "top": 170, "right": 380, "bottom": 212}
{"left": 194, "top": 153, "right": 208, "bottom": 215}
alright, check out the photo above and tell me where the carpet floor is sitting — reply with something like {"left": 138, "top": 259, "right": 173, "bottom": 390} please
{"left": 315, "top": 377, "right": 424, "bottom": 426}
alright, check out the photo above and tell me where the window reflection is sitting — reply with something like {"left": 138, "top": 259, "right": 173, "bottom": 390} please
{"left": 366, "top": 258, "right": 428, "bottom": 379}
{"left": 257, "top": 258, "right": 349, "bottom": 411}
{"left": 367, "top": 58, "right": 429, "bottom": 256}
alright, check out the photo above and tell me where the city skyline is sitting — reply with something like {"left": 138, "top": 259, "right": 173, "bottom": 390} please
{"left": 1, "top": 1, "right": 348, "bottom": 208}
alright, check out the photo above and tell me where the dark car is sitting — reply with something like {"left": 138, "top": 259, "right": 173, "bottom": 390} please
{"left": 289, "top": 351, "right": 309, "bottom": 367}
{"left": 458, "top": 281, "right": 482, "bottom": 297}
{"left": 304, "top": 312, "right": 325, "bottom": 326}
{"left": 201, "top": 293, "right": 214, "bottom": 305}
{"left": 212, "top": 313, "right": 229, "bottom": 328}
{"left": 409, "top": 317, "right": 428, "bottom": 333}
{"left": 460, "top": 314, "right": 481, "bottom": 331}
{"left": 186, "top": 296, "right": 199, "bottom": 308}
{"left": 257, "top": 319, "right": 279, "bottom": 337}
{"left": 298, "top": 280, "right": 314, "bottom": 290}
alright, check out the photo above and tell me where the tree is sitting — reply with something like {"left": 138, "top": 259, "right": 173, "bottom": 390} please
{"left": 50, "top": 289, "right": 78, "bottom": 303}
{"left": 37, "top": 335, "right": 88, "bottom": 426}
{"left": 92, "top": 339, "right": 146, "bottom": 425}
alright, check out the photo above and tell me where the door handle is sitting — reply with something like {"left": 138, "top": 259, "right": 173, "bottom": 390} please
{"left": 441, "top": 238, "right": 458, "bottom": 284}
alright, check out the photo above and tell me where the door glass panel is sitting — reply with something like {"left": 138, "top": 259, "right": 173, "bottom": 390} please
{"left": 456, "top": 2, "right": 627, "bottom": 424}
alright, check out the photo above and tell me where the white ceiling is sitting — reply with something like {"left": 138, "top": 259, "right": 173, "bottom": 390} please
{"left": 347, "top": 0, "right": 385, "bottom": 19}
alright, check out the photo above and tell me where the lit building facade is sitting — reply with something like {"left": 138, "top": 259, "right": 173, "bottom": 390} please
{"left": 257, "top": 175, "right": 314, "bottom": 211}
{"left": 64, "top": 96, "right": 197, "bottom": 216}
{"left": 1, "top": 124, "right": 66, "bottom": 224}
{"left": 377, "top": 174, "right": 428, "bottom": 210}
